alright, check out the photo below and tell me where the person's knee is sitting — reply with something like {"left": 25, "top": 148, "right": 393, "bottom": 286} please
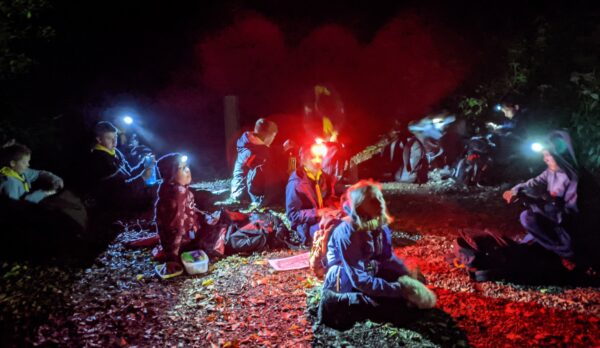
{"left": 520, "top": 210, "right": 536, "bottom": 229}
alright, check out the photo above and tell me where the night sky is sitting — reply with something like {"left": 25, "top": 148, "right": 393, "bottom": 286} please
{"left": 5, "top": 0, "right": 593, "bottom": 179}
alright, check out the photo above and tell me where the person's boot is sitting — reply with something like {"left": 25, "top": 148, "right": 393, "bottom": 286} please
{"left": 317, "top": 289, "right": 369, "bottom": 330}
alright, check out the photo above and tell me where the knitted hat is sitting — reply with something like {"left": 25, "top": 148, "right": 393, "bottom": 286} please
{"left": 157, "top": 153, "right": 182, "bottom": 183}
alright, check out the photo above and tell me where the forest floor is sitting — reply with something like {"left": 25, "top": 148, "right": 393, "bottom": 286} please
{"left": 1, "top": 180, "right": 599, "bottom": 347}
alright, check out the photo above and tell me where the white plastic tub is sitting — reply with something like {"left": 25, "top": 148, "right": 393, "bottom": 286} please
{"left": 180, "top": 250, "right": 209, "bottom": 275}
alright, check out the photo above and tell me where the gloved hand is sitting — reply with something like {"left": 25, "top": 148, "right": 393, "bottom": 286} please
{"left": 398, "top": 275, "right": 436, "bottom": 309}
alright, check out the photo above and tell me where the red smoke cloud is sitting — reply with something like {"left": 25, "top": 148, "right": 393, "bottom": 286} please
{"left": 158, "top": 12, "right": 473, "bottom": 172}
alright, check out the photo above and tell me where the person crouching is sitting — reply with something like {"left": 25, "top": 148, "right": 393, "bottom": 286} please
{"left": 155, "top": 153, "right": 200, "bottom": 263}
{"left": 318, "top": 180, "right": 436, "bottom": 329}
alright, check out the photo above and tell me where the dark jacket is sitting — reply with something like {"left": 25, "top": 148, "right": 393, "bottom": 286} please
{"left": 88, "top": 147, "right": 147, "bottom": 207}
{"left": 230, "top": 132, "right": 270, "bottom": 200}
{"left": 285, "top": 168, "right": 336, "bottom": 240}
{"left": 323, "top": 220, "right": 409, "bottom": 297}
{"left": 155, "top": 182, "right": 199, "bottom": 262}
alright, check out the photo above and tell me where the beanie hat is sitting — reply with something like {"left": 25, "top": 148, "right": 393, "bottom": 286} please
{"left": 157, "top": 153, "right": 182, "bottom": 183}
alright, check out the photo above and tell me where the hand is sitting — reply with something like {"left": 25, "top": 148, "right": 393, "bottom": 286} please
{"left": 502, "top": 190, "right": 516, "bottom": 204}
{"left": 52, "top": 176, "right": 64, "bottom": 190}
{"left": 398, "top": 275, "right": 436, "bottom": 309}
{"left": 142, "top": 167, "right": 154, "bottom": 180}
{"left": 44, "top": 190, "right": 57, "bottom": 197}
{"left": 317, "top": 207, "right": 336, "bottom": 218}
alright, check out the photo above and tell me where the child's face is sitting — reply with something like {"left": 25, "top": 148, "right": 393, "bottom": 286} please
{"left": 10, "top": 154, "right": 31, "bottom": 174}
{"left": 358, "top": 196, "right": 383, "bottom": 220}
{"left": 96, "top": 132, "right": 118, "bottom": 150}
{"left": 302, "top": 154, "right": 322, "bottom": 174}
{"left": 174, "top": 162, "right": 192, "bottom": 186}
{"left": 543, "top": 150, "right": 559, "bottom": 172}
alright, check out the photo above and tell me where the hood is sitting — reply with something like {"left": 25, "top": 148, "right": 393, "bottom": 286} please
{"left": 237, "top": 131, "right": 264, "bottom": 149}
{"left": 546, "top": 130, "right": 579, "bottom": 181}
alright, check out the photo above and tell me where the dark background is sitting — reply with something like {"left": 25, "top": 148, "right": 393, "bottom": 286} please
{"left": 1, "top": 0, "right": 599, "bottom": 181}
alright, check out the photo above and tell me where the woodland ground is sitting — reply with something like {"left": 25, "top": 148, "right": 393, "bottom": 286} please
{"left": 1, "top": 180, "right": 598, "bottom": 347}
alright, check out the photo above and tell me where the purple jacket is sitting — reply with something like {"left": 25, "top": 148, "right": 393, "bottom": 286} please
{"left": 512, "top": 168, "right": 578, "bottom": 221}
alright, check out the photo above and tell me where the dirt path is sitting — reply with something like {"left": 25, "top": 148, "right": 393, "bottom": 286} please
{"left": 1, "top": 182, "right": 598, "bottom": 347}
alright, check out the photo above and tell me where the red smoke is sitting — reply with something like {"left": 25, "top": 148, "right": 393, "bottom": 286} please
{"left": 158, "top": 11, "right": 473, "bottom": 172}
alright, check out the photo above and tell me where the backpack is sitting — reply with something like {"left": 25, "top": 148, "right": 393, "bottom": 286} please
{"left": 451, "top": 229, "right": 565, "bottom": 283}
{"left": 225, "top": 222, "right": 269, "bottom": 254}
{"left": 309, "top": 215, "right": 345, "bottom": 278}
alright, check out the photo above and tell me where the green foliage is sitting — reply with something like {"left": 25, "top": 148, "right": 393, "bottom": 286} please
{"left": 569, "top": 71, "right": 600, "bottom": 168}
{"left": 0, "top": 0, "right": 54, "bottom": 78}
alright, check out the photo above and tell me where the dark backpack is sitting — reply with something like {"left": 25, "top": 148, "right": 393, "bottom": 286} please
{"left": 451, "top": 229, "right": 565, "bottom": 283}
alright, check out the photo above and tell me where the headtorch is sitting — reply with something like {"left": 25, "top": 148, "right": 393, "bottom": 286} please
{"left": 494, "top": 104, "right": 502, "bottom": 112}
{"left": 310, "top": 139, "right": 328, "bottom": 164}
{"left": 123, "top": 115, "right": 134, "bottom": 125}
{"left": 180, "top": 155, "right": 188, "bottom": 163}
{"left": 530, "top": 142, "right": 544, "bottom": 153}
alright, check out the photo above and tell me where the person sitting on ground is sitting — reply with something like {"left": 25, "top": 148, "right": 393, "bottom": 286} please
{"left": 318, "top": 180, "right": 436, "bottom": 329}
{"left": 503, "top": 130, "right": 600, "bottom": 272}
{"left": 229, "top": 118, "right": 278, "bottom": 205}
{"left": 88, "top": 121, "right": 155, "bottom": 210}
{"left": 286, "top": 143, "right": 338, "bottom": 246}
{"left": 155, "top": 153, "right": 200, "bottom": 264}
{"left": 0, "top": 142, "right": 63, "bottom": 203}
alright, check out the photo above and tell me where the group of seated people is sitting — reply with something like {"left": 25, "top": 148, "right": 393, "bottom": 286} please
{"left": 1, "top": 117, "right": 598, "bottom": 328}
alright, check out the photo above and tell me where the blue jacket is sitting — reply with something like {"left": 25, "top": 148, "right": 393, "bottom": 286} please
{"left": 0, "top": 168, "right": 56, "bottom": 203}
{"left": 323, "top": 220, "right": 409, "bottom": 298}
{"left": 285, "top": 168, "right": 335, "bottom": 236}
{"left": 231, "top": 132, "right": 270, "bottom": 200}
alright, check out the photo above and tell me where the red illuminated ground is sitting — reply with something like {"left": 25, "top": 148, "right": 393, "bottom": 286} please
{"left": 1, "top": 182, "right": 598, "bottom": 347}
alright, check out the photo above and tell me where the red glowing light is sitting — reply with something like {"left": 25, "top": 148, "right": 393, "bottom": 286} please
{"left": 311, "top": 142, "right": 328, "bottom": 158}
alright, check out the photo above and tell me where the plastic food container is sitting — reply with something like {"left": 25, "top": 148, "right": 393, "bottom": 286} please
{"left": 180, "top": 250, "right": 209, "bottom": 275}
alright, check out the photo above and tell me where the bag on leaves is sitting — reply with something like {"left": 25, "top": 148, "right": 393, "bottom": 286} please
{"left": 451, "top": 229, "right": 565, "bottom": 282}
{"left": 225, "top": 222, "right": 269, "bottom": 254}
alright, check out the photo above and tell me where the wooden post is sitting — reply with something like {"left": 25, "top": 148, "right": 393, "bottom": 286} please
{"left": 224, "top": 95, "right": 240, "bottom": 170}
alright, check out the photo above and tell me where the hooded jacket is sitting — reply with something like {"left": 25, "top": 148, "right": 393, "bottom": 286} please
{"left": 155, "top": 182, "right": 199, "bottom": 262}
{"left": 285, "top": 168, "right": 335, "bottom": 233}
{"left": 323, "top": 217, "right": 409, "bottom": 298}
{"left": 511, "top": 131, "right": 579, "bottom": 222}
{"left": 0, "top": 168, "right": 62, "bottom": 203}
{"left": 230, "top": 132, "right": 270, "bottom": 200}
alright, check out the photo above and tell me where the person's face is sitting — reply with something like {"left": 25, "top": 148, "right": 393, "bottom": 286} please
{"left": 358, "top": 197, "right": 383, "bottom": 220}
{"left": 543, "top": 150, "right": 559, "bottom": 172}
{"left": 96, "top": 132, "right": 118, "bottom": 150}
{"left": 174, "top": 162, "right": 192, "bottom": 185}
{"left": 500, "top": 105, "right": 517, "bottom": 119}
{"left": 302, "top": 154, "right": 321, "bottom": 174}
{"left": 10, "top": 154, "right": 30, "bottom": 174}
{"left": 264, "top": 132, "right": 277, "bottom": 147}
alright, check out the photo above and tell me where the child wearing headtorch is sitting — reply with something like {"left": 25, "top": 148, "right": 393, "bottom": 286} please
{"left": 89, "top": 121, "right": 155, "bottom": 211}
{"left": 318, "top": 180, "right": 436, "bottom": 329}
{"left": 286, "top": 143, "right": 338, "bottom": 245}
{"left": 503, "top": 130, "right": 600, "bottom": 272}
{"left": 155, "top": 153, "right": 200, "bottom": 264}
